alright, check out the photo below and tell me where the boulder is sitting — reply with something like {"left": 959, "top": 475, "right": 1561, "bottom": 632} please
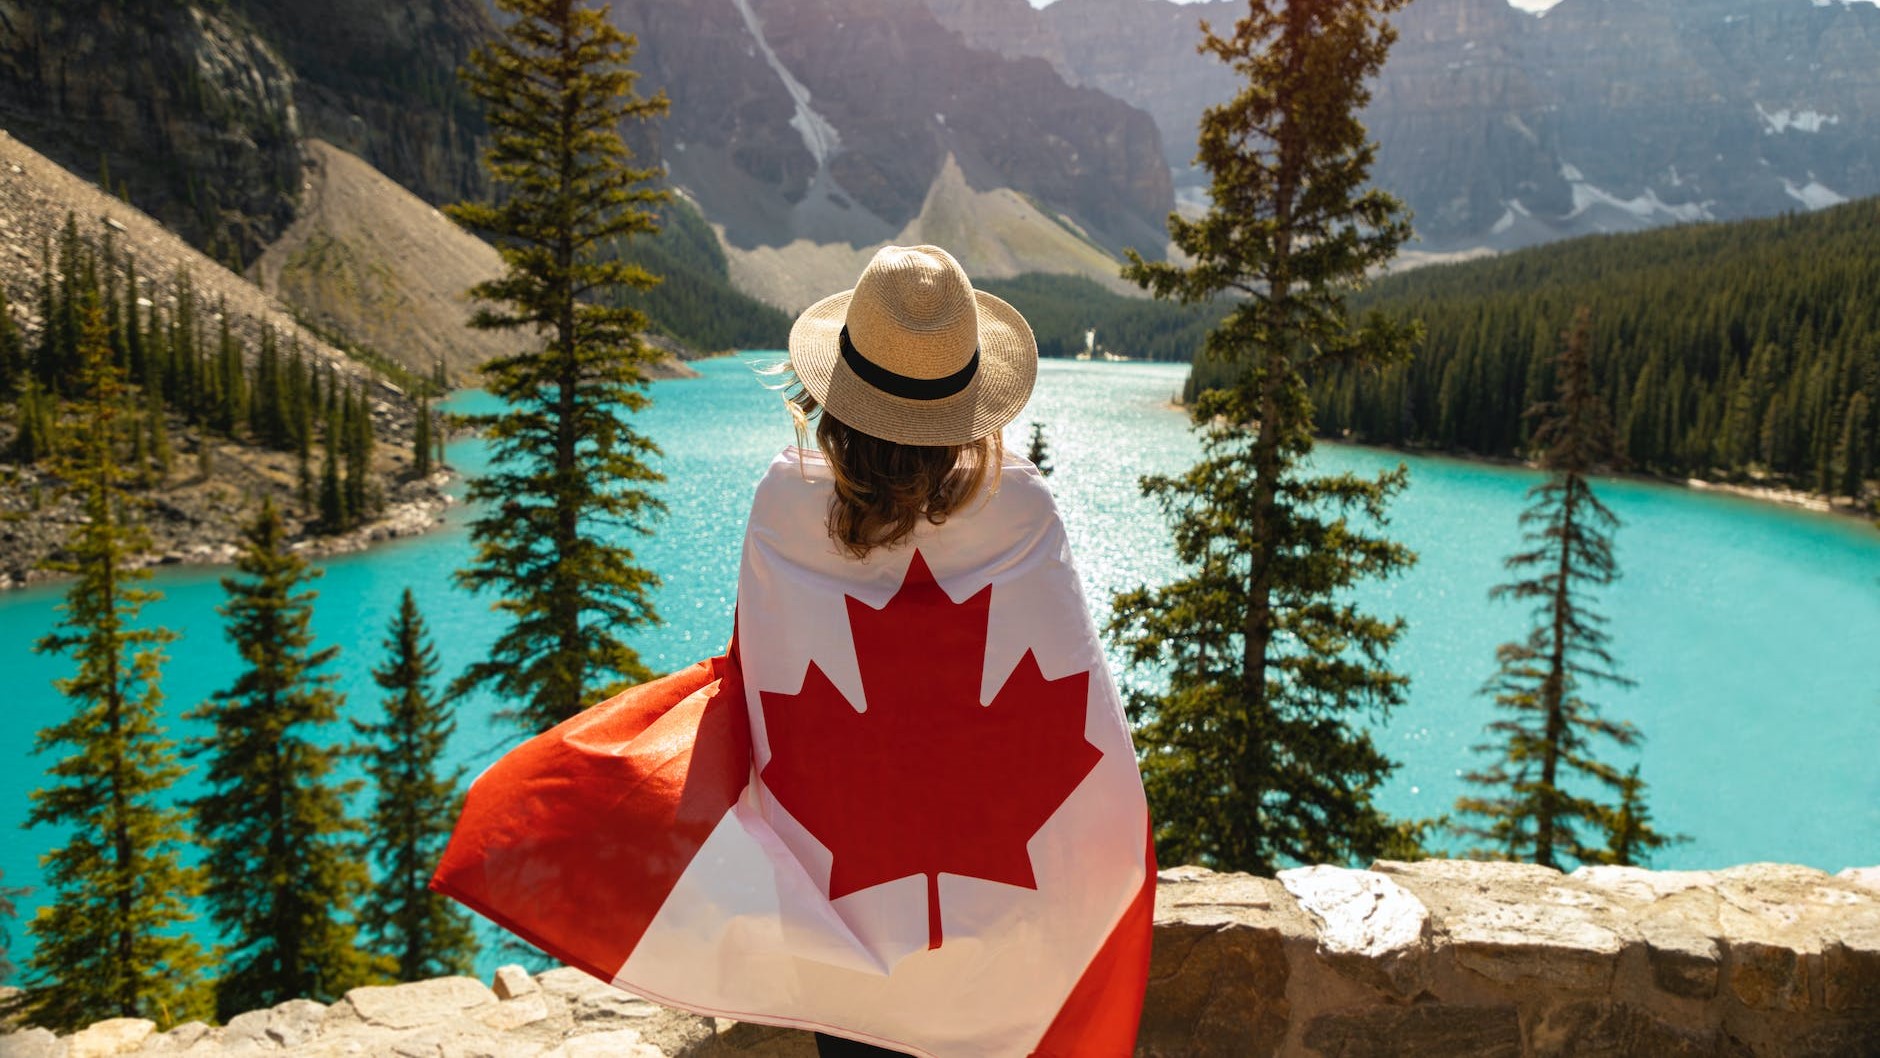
{"left": 1279, "top": 865, "right": 1431, "bottom": 999}
{"left": 342, "top": 976, "right": 499, "bottom": 1031}
{"left": 62, "top": 1018, "right": 153, "bottom": 1058}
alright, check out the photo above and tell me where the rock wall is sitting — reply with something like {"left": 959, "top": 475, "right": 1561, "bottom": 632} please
{"left": 6, "top": 860, "right": 1878, "bottom": 1057}
{"left": 0, "top": 0, "right": 303, "bottom": 262}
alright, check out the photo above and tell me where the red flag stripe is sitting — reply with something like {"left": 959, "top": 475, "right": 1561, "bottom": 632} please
{"left": 429, "top": 651, "right": 752, "bottom": 985}
{"left": 1028, "top": 828, "right": 1157, "bottom": 1057}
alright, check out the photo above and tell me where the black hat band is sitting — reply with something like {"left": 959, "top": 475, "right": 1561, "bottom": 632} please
{"left": 840, "top": 326, "right": 979, "bottom": 401}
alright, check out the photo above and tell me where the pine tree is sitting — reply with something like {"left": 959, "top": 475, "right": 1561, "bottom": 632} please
{"left": 17, "top": 294, "right": 209, "bottom": 1031}
{"left": 353, "top": 590, "right": 477, "bottom": 980}
{"left": 0, "top": 869, "right": 27, "bottom": 986}
{"left": 146, "top": 385, "right": 172, "bottom": 481}
{"left": 1107, "top": 0, "right": 1421, "bottom": 872}
{"left": 413, "top": 390, "right": 434, "bottom": 478}
{"left": 447, "top": 0, "right": 672, "bottom": 732}
{"left": 14, "top": 375, "right": 56, "bottom": 463}
{"left": 1025, "top": 421, "right": 1054, "bottom": 477}
{"left": 1833, "top": 390, "right": 1871, "bottom": 500}
{"left": 1453, "top": 307, "right": 1678, "bottom": 868}
{"left": 319, "top": 400, "right": 347, "bottom": 532}
{"left": 343, "top": 384, "right": 374, "bottom": 520}
{"left": 1593, "top": 765, "right": 1682, "bottom": 867}
{"left": 213, "top": 301, "right": 245, "bottom": 435}
{"left": 0, "top": 284, "right": 22, "bottom": 396}
{"left": 186, "top": 499, "right": 388, "bottom": 1017}
{"left": 122, "top": 256, "right": 144, "bottom": 385}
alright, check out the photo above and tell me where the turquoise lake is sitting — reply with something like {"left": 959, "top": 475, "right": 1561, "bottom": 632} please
{"left": 4, "top": 355, "right": 1879, "bottom": 972}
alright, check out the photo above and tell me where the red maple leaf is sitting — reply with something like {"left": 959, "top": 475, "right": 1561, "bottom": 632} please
{"left": 759, "top": 550, "right": 1102, "bottom": 950}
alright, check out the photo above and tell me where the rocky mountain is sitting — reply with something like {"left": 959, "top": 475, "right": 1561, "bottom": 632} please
{"left": 924, "top": 0, "right": 1880, "bottom": 254}
{"left": 0, "top": 0, "right": 304, "bottom": 262}
{"left": 0, "top": 0, "right": 492, "bottom": 264}
{"left": 236, "top": 0, "right": 494, "bottom": 211}
{"left": 249, "top": 138, "right": 539, "bottom": 386}
{"left": 608, "top": 0, "right": 1175, "bottom": 309}
{"left": 0, "top": 129, "right": 448, "bottom": 587}
{"left": 251, "top": 139, "right": 698, "bottom": 384}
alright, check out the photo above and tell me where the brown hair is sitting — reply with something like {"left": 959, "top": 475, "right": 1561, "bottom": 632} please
{"left": 785, "top": 386, "right": 1000, "bottom": 559}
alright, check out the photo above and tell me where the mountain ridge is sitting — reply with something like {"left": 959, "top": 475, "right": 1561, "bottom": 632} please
{"left": 924, "top": 0, "right": 1880, "bottom": 253}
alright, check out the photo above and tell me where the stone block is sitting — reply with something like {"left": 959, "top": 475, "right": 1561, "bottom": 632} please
{"left": 683, "top": 1021, "right": 819, "bottom": 1056}
{"left": 542, "top": 1029, "right": 665, "bottom": 1058}
{"left": 1820, "top": 938, "right": 1880, "bottom": 1014}
{"left": 62, "top": 1018, "right": 153, "bottom": 1058}
{"left": 1279, "top": 864, "right": 1431, "bottom": 999}
{"left": 1378, "top": 860, "right": 1626, "bottom": 990}
{"left": 158, "top": 1022, "right": 213, "bottom": 1050}
{"left": 535, "top": 967, "right": 715, "bottom": 1055}
{"left": 1726, "top": 939, "right": 1810, "bottom": 1012}
{"left": 264, "top": 998, "right": 328, "bottom": 1047}
{"left": 1301, "top": 1004, "right": 1522, "bottom": 1058}
{"left": 1527, "top": 1000, "right": 1716, "bottom": 1057}
{"left": 0, "top": 1026, "right": 65, "bottom": 1058}
{"left": 1138, "top": 916, "right": 1291, "bottom": 1057}
{"left": 1572, "top": 865, "right": 1715, "bottom": 902}
{"left": 345, "top": 976, "right": 500, "bottom": 1031}
{"left": 1835, "top": 867, "right": 1880, "bottom": 895}
{"left": 218, "top": 1007, "right": 273, "bottom": 1048}
{"left": 1635, "top": 893, "right": 1724, "bottom": 1000}
{"left": 1142, "top": 870, "right": 1311, "bottom": 1057}
{"left": 478, "top": 994, "right": 551, "bottom": 1032}
{"left": 491, "top": 965, "right": 539, "bottom": 1001}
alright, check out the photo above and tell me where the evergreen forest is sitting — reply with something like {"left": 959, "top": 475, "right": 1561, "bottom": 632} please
{"left": 1192, "top": 197, "right": 1880, "bottom": 502}
{"left": 612, "top": 197, "right": 792, "bottom": 353}
{"left": 0, "top": 214, "right": 409, "bottom": 536}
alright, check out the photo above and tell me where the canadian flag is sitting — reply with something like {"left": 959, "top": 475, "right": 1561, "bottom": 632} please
{"left": 432, "top": 448, "right": 1154, "bottom": 1057}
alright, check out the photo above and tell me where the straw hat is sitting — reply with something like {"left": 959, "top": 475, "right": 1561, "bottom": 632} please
{"left": 788, "top": 245, "right": 1037, "bottom": 447}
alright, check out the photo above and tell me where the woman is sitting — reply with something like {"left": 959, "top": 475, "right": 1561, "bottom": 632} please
{"left": 434, "top": 246, "right": 1153, "bottom": 1058}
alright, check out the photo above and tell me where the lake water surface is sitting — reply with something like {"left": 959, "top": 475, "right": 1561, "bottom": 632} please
{"left": 4, "top": 355, "right": 1877, "bottom": 972}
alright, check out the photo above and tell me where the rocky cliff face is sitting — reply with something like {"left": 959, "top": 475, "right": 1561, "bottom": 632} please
{"left": 9, "top": 860, "right": 1879, "bottom": 1057}
{"left": 924, "top": 0, "right": 1880, "bottom": 253}
{"left": 0, "top": 0, "right": 303, "bottom": 261}
{"left": 610, "top": 0, "right": 1173, "bottom": 262}
{"left": 0, "top": 0, "right": 492, "bottom": 265}
{"left": 239, "top": 0, "right": 494, "bottom": 210}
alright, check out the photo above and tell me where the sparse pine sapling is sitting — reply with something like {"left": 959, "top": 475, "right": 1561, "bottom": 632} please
{"left": 1025, "top": 421, "right": 1054, "bottom": 477}
{"left": 1452, "top": 307, "right": 1680, "bottom": 868}
{"left": 413, "top": 390, "right": 434, "bottom": 479}
{"left": 0, "top": 869, "right": 27, "bottom": 987}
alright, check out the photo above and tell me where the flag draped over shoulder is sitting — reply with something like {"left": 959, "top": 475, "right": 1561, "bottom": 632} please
{"left": 432, "top": 447, "right": 1154, "bottom": 1058}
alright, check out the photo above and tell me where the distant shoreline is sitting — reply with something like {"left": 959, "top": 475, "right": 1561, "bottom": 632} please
{"left": 1334, "top": 438, "right": 1877, "bottom": 527}
{"left": 1155, "top": 394, "right": 1873, "bottom": 528}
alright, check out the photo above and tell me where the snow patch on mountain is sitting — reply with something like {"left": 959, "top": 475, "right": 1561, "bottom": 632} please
{"left": 1559, "top": 164, "right": 1713, "bottom": 223}
{"left": 728, "top": 0, "right": 842, "bottom": 169}
{"left": 1507, "top": 0, "right": 1567, "bottom": 15}
{"left": 1756, "top": 103, "right": 1841, "bottom": 134}
{"left": 1489, "top": 198, "right": 1535, "bottom": 235}
{"left": 1782, "top": 178, "right": 1849, "bottom": 210}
